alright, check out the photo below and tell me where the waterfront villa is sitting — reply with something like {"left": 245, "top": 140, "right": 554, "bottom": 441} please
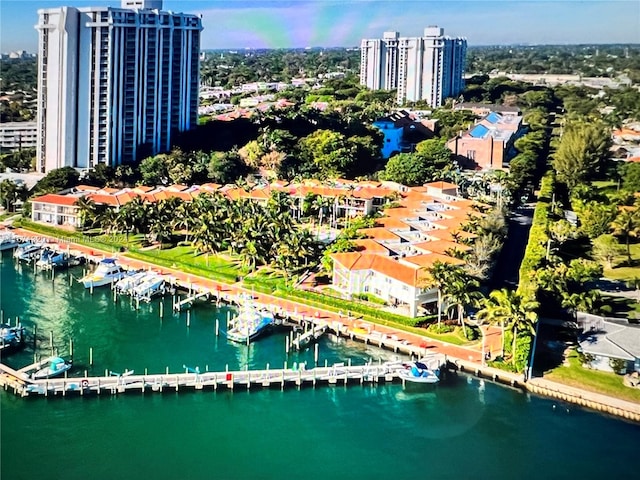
{"left": 331, "top": 181, "right": 480, "bottom": 317}
{"left": 31, "top": 194, "right": 82, "bottom": 229}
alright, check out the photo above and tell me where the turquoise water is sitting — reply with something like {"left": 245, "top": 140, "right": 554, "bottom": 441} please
{"left": 1, "top": 251, "right": 639, "bottom": 479}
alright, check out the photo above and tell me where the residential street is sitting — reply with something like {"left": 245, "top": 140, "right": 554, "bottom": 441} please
{"left": 488, "top": 204, "right": 534, "bottom": 289}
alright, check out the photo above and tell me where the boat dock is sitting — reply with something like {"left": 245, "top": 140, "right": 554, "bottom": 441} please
{"left": 172, "top": 290, "right": 209, "bottom": 311}
{"left": 291, "top": 323, "right": 328, "bottom": 351}
{"left": 0, "top": 361, "right": 405, "bottom": 398}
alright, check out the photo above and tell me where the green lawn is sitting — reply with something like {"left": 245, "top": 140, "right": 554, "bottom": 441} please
{"left": 603, "top": 242, "right": 640, "bottom": 282}
{"left": 125, "top": 247, "right": 246, "bottom": 284}
{"left": 592, "top": 180, "right": 619, "bottom": 196}
{"left": 545, "top": 349, "right": 640, "bottom": 404}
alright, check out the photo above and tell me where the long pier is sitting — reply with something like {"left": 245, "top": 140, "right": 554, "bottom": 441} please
{"left": 0, "top": 361, "right": 406, "bottom": 398}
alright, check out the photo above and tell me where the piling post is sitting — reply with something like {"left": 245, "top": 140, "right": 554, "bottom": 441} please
{"left": 166, "top": 366, "right": 169, "bottom": 375}
{"left": 314, "top": 343, "right": 319, "bottom": 366}
{"left": 90, "top": 281, "right": 94, "bottom": 295}
{"left": 69, "top": 339, "right": 73, "bottom": 360}
{"left": 285, "top": 336, "right": 289, "bottom": 354}
{"left": 186, "top": 310, "right": 191, "bottom": 328}
{"left": 0, "top": 310, "right": 3, "bottom": 323}
{"left": 49, "top": 331, "right": 54, "bottom": 356}
{"left": 33, "top": 325, "right": 37, "bottom": 350}
{"left": 135, "top": 296, "right": 140, "bottom": 311}
{"left": 215, "top": 319, "right": 219, "bottom": 336}
{"left": 226, "top": 311, "right": 230, "bottom": 328}
{"left": 89, "top": 347, "right": 93, "bottom": 366}
{"left": 159, "top": 301, "right": 164, "bottom": 319}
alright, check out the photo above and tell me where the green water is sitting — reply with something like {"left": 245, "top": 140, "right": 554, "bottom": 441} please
{"left": 1, "top": 251, "right": 639, "bottom": 480}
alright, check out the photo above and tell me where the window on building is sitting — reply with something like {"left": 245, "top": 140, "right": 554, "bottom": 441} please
{"left": 467, "top": 150, "right": 476, "bottom": 160}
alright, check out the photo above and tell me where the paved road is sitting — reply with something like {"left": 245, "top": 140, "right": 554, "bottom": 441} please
{"left": 488, "top": 205, "right": 534, "bottom": 290}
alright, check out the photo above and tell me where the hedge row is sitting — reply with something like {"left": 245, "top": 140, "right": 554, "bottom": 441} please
{"left": 518, "top": 171, "right": 555, "bottom": 299}
{"left": 242, "top": 275, "right": 436, "bottom": 328}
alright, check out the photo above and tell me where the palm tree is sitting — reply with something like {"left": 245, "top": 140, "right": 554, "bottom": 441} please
{"left": 74, "top": 196, "right": 99, "bottom": 231}
{"left": 611, "top": 208, "right": 640, "bottom": 265}
{"left": 476, "top": 288, "right": 538, "bottom": 366}
{"left": 441, "top": 272, "right": 482, "bottom": 338}
{"left": 98, "top": 208, "right": 119, "bottom": 234}
{"left": 422, "top": 261, "right": 458, "bottom": 329}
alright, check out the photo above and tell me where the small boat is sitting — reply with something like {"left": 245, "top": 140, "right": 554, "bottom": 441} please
{"left": 115, "top": 271, "right": 147, "bottom": 294}
{"left": 131, "top": 272, "right": 165, "bottom": 301}
{"left": 32, "top": 357, "right": 73, "bottom": 379}
{"left": 80, "top": 258, "right": 131, "bottom": 288}
{"left": 13, "top": 242, "right": 42, "bottom": 261}
{"left": 398, "top": 361, "right": 440, "bottom": 384}
{"left": 35, "top": 247, "right": 56, "bottom": 268}
{"left": 0, "top": 232, "right": 20, "bottom": 251}
{"left": 226, "top": 301, "right": 275, "bottom": 344}
{"left": 49, "top": 252, "right": 84, "bottom": 268}
{"left": 36, "top": 251, "right": 84, "bottom": 270}
{"left": 0, "top": 323, "right": 24, "bottom": 346}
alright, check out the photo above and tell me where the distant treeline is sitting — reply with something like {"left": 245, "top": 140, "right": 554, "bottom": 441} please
{"left": 3, "top": 44, "right": 639, "bottom": 94}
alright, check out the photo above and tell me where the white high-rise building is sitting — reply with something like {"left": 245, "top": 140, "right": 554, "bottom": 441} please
{"left": 35, "top": 0, "right": 202, "bottom": 173}
{"left": 360, "top": 26, "right": 466, "bottom": 107}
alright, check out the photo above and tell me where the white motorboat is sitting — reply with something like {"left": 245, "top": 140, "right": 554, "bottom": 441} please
{"left": 13, "top": 242, "right": 42, "bottom": 261}
{"left": 0, "top": 232, "right": 20, "bottom": 251}
{"left": 397, "top": 361, "right": 440, "bottom": 384}
{"left": 131, "top": 272, "right": 165, "bottom": 301}
{"left": 115, "top": 271, "right": 147, "bottom": 294}
{"left": 226, "top": 300, "right": 275, "bottom": 344}
{"left": 80, "top": 258, "right": 131, "bottom": 288}
{"left": 35, "top": 247, "right": 56, "bottom": 268}
{"left": 32, "top": 357, "right": 72, "bottom": 379}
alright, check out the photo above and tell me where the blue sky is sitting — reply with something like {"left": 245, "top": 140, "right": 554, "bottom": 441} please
{"left": 1, "top": 0, "right": 638, "bottom": 52}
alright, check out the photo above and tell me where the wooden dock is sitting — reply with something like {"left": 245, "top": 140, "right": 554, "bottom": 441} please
{"left": 291, "top": 323, "right": 328, "bottom": 350}
{"left": 172, "top": 290, "right": 209, "bottom": 311}
{"left": 0, "top": 362, "right": 406, "bottom": 398}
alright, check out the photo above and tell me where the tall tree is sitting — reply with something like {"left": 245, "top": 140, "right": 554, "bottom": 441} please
{"left": 552, "top": 121, "right": 612, "bottom": 190}
{"left": 476, "top": 289, "right": 538, "bottom": 366}
{"left": 611, "top": 208, "right": 640, "bottom": 265}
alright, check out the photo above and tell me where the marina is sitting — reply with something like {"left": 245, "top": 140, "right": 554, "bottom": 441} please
{"left": 2, "top": 242, "right": 640, "bottom": 480}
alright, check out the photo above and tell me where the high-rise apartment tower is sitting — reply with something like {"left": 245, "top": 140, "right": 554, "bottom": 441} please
{"left": 360, "top": 26, "right": 466, "bottom": 107}
{"left": 35, "top": 0, "right": 202, "bottom": 172}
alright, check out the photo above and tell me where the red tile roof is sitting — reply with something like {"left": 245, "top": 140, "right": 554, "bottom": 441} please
{"left": 32, "top": 194, "right": 79, "bottom": 207}
{"left": 87, "top": 193, "right": 120, "bottom": 206}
